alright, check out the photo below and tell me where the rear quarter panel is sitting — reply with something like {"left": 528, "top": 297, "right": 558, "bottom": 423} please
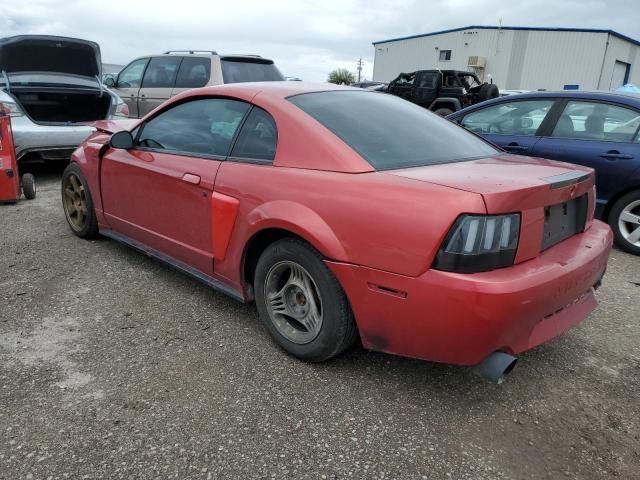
{"left": 211, "top": 162, "right": 487, "bottom": 289}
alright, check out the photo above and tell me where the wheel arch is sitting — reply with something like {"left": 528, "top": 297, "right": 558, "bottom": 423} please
{"left": 241, "top": 201, "right": 348, "bottom": 291}
{"left": 602, "top": 184, "right": 640, "bottom": 222}
{"left": 429, "top": 97, "right": 461, "bottom": 112}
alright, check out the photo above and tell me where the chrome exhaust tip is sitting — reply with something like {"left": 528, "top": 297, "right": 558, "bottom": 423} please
{"left": 473, "top": 352, "right": 518, "bottom": 384}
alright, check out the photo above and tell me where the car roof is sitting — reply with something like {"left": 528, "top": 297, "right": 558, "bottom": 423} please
{"left": 450, "top": 90, "right": 640, "bottom": 117}
{"left": 179, "top": 81, "right": 362, "bottom": 100}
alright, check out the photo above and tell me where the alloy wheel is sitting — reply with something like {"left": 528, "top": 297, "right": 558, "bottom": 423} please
{"left": 264, "top": 261, "right": 324, "bottom": 345}
{"left": 62, "top": 173, "right": 88, "bottom": 231}
{"left": 618, "top": 199, "right": 640, "bottom": 248}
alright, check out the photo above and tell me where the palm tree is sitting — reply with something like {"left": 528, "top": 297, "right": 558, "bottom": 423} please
{"left": 327, "top": 68, "right": 355, "bottom": 85}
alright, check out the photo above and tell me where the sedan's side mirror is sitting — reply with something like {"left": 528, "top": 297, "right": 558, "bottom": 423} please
{"left": 110, "top": 131, "right": 134, "bottom": 149}
{"left": 104, "top": 76, "right": 116, "bottom": 88}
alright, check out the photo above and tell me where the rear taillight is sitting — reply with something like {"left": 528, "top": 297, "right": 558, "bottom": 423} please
{"left": 433, "top": 214, "right": 520, "bottom": 273}
{"left": 0, "top": 101, "right": 24, "bottom": 117}
{"left": 114, "top": 101, "right": 129, "bottom": 118}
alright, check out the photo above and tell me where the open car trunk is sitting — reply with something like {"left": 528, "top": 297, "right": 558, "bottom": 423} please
{"left": 12, "top": 88, "right": 111, "bottom": 124}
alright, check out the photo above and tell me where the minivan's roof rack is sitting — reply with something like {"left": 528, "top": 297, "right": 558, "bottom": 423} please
{"left": 164, "top": 50, "right": 218, "bottom": 55}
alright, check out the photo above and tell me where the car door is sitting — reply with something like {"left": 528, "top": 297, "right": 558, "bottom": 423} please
{"left": 458, "top": 98, "right": 555, "bottom": 155}
{"left": 113, "top": 57, "right": 149, "bottom": 118}
{"left": 100, "top": 97, "right": 251, "bottom": 275}
{"left": 171, "top": 56, "right": 212, "bottom": 97}
{"left": 210, "top": 105, "right": 279, "bottom": 281}
{"left": 533, "top": 99, "right": 640, "bottom": 204}
{"left": 413, "top": 71, "right": 439, "bottom": 108}
{"left": 138, "top": 56, "right": 183, "bottom": 117}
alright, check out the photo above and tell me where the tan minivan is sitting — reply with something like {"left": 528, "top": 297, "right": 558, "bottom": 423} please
{"left": 105, "top": 51, "right": 283, "bottom": 118}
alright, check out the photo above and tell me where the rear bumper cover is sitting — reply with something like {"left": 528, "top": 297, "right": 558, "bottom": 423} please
{"left": 10, "top": 115, "right": 95, "bottom": 160}
{"left": 327, "top": 220, "right": 613, "bottom": 366}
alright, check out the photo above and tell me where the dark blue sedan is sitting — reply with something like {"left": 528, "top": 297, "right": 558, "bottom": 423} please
{"left": 448, "top": 91, "right": 640, "bottom": 255}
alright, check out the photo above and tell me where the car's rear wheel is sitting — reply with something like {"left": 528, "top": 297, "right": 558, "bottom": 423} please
{"left": 609, "top": 190, "right": 640, "bottom": 255}
{"left": 254, "top": 238, "right": 357, "bottom": 362}
{"left": 61, "top": 163, "right": 99, "bottom": 239}
{"left": 479, "top": 83, "right": 499, "bottom": 101}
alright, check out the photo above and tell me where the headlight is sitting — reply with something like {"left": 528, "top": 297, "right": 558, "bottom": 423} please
{"left": 433, "top": 214, "right": 520, "bottom": 273}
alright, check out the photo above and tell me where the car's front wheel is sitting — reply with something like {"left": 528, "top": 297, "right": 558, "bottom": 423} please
{"left": 609, "top": 190, "right": 640, "bottom": 255}
{"left": 61, "top": 163, "right": 99, "bottom": 239}
{"left": 254, "top": 238, "right": 357, "bottom": 362}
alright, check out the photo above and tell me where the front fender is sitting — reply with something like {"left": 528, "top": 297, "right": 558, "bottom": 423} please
{"left": 429, "top": 97, "right": 462, "bottom": 111}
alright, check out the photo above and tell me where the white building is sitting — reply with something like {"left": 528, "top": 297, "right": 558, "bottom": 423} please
{"left": 372, "top": 26, "right": 640, "bottom": 91}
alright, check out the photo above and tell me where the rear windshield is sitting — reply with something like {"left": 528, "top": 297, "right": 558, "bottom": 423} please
{"left": 288, "top": 91, "right": 500, "bottom": 170}
{"left": 220, "top": 59, "right": 284, "bottom": 83}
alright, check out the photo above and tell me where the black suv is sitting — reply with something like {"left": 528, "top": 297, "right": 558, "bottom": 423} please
{"left": 386, "top": 70, "right": 499, "bottom": 116}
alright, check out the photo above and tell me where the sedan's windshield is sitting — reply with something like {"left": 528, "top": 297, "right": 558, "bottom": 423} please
{"left": 288, "top": 91, "right": 500, "bottom": 170}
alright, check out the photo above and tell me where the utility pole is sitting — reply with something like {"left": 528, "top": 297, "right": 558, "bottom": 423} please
{"left": 357, "top": 57, "right": 363, "bottom": 82}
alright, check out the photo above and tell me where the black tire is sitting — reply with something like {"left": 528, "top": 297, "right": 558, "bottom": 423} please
{"left": 254, "top": 238, "right": 358, "bottom": 362}
{"left": 21, "top": 173, "right": 36, "bottom": 200}
{"left": 433, "top": 107, "right": 454, "bottom": 116}
{"left": 61, "top": 163, "right": 99, "bottom": 239}
{"left": 478, "top": 83, "right": 499, "bottom": 102}
{"left": 608, "top": 190, "right": 640, "bottom": 255}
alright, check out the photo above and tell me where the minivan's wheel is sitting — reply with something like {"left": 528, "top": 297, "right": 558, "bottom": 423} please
{"left": 61, "top": 163, "right": 99, "bottom": 239}
{"left": 609, "top": 190, "right": 640, "bottom": 255}
{"left": 433, "top": 107, "right": 454, "bottom": 116}
{"left": 254, "top": 238, "right": 358, "bottom": 362}
{"left": 21, "top": 173, "right": 36, "bottom": 200}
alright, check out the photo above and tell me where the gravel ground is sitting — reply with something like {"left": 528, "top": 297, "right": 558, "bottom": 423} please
{"left": 1, "top": 172, "right": 639, "bottom": 480}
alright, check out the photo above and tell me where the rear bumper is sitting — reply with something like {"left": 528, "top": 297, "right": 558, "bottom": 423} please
{"left": 327, "top": 220, "right": 613, "bottom": 366}
{"left": 11, "top": 115, "right": 95, "bottom": 160}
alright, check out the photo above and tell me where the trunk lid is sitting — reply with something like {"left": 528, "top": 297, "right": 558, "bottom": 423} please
{"left": 0, "top": 35, "right": 101, "bottom": 88}
{"left": 385, "top": 154, "right": 596, "bottom": 262}
{"left": 385, "top": 154, "right": 593, "bottom": 213}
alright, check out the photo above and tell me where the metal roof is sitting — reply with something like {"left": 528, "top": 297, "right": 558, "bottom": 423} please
{"left": 372, "top": 25, "right": 640, "bottom": 47}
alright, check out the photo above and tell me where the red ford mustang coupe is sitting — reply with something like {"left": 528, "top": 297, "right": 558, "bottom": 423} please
{"left": 62, "top": 82, "right": 612, "bottom": 381}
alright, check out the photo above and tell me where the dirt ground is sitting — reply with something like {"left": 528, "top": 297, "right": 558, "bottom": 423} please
{"left": 1, "top": 171, "right": 639, "bottom": 480}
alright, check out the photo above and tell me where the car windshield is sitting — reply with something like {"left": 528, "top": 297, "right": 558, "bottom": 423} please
{"left": 459, "top": 74, "right": 481, "bottom": 89}
{"left": 220, "top": 59, "right": 284, "bottom": 83}
{"left": 288, "top": 91, "right": 500, "bottom": 170}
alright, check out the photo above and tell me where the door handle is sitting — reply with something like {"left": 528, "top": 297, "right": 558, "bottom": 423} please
{"left": 505, "top": 143, "right": 528, "bottom": 152}
{"left": 182, "top": 173, "right": 201, "bottom": 185}
{"left": 600, "top": 150, "right": 633, "bottom": 160}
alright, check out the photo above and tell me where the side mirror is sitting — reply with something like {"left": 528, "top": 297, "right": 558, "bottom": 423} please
{"left": 104, "top": 76, "right": 116, "bottom": 88}
{"left": 110, "top": 131, "right": 134, "bottom": 149}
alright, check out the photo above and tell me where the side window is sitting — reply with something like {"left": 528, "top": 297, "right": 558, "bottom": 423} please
{"left": 230, "top": 107, "right": 278, "bottom": 161}
{"left": 461, "top": 100, "right": 554, "bottom": 136}
{"left": 417, "top": 72, "right": 438, "bottom": 88}
{"left": 136, "top": 99, "right": 250, "bottom": 156}
{"left": 117, "top": 58, "right": 149, "bottom": 88}
{"left": 393, "top": 72, "right": 415, "bottom": 87}
{"left": 552, "top": 100, "right": 640, "bottom": 142}
{"left": 175, "top": 57, "right": 212, "bottom": 88}
{"left": 141, "top": 56, "right": 182, "bottom": 89}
